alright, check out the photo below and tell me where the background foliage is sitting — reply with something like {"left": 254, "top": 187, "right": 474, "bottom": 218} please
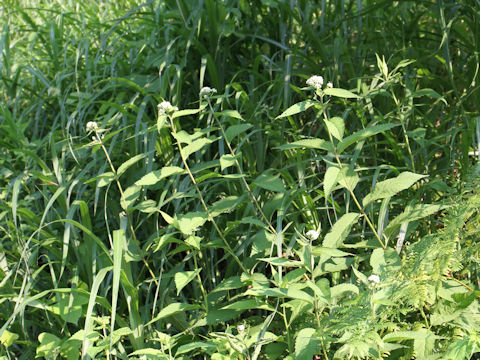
{"left": 0, "top": 0, "right": 479, "bottom": 359}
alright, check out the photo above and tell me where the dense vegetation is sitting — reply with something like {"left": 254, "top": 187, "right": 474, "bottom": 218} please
{"left": 1, "top": 0, "right": 480, "bottom": 359}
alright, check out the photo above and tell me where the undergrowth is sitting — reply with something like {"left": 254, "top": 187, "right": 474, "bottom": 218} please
{"left": 0, "top": 0, "right": 479, "bottom": 359}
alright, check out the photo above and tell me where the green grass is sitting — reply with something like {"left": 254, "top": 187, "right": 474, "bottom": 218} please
{"left": 1, "top": 0, "right": 480, "bottom": 359}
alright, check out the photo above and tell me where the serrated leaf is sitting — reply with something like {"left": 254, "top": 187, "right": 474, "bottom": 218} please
{"left": 275, "top": 99, "right": 319, "bottom": 119}
{"left": 185, "top": 235, "right": 202, "bottom": 250}
{"left": 254, "top": 172, "right": 285, "bottom": 192}
{"left": 172, "top": 107, "right": 204, "bottom": 119}
{"left": 175, "top": 269, "right": 201, "bottom": 295}
{"left": 324, "top": 166, "right": 340, "bottom": 198}
{"left": 363, "top": 172, "right": 428, "bottom": 206}
{"left": 323, "top": 87, "right": 361, "bottom": 98}
{"left": 0, "top": 330, "right": 19, "bottom": 348}
{"left": 337, "top": 123, "right": 399, "bottom": 154}
{"left": 323, "top": 213, "right": 360, "bottom": 248}
{"left": 330, "top": 283, "right": 359, "bottom": 298}
{"left": 325, "top": 116, "right": 345, "bottom": 140}
{"left": 174, "top": 212, "right": 208, "bottom": 235}
{"left": 225, "top": 123, "right": 252, "bottom": 142}
{"left": 182, "top": 138, "right": 215, "bottom": 159}
{"left": 384, "top": 204, "right": 449, "bottom": 238}
{"left": 277, "top": 138, "right": 333, "bottom": 152}
{"left": 295, "top": 328, "right": 320, "bottom": 359}
{"left": 172, "top": 130, "right": 192, "bottom": 144}
{"left": 136, "top": 166, "right": 185, "bottom": 186}
{"left": 337, "top": 165, "right": 359, "bottom": 191}
{"left": 258, "top": 257, "right": 304, "bottom": 267}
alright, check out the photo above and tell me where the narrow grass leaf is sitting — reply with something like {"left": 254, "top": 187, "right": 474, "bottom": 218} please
{"left": 110, "top": 230, "right": 124, "bottom": 350}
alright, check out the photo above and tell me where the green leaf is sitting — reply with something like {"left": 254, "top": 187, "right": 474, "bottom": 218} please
{"left": 209, "top": 195, "right": 244, "bottom": 217}
{"left": 295, "top": 328, "right": 320, "bottom": 360}
{"left": 225, "top": 123, "right": 252, "bottom": 142}
{"left": 136, "top": 166, "right": 185, "bottom": 186}
{"left": 182, "top": 138, "right": 215, "bottom": 159}
{"left": 221, "top": 299, "right": 274, "bottom": 311}
{"left": 311, "top": 247, "right": 352, "bottom": 258}
{"left": 323, "top": 87, "right": 361, "bottom": 98}
{"left": 384, "top": 204, "right": 449, "bottom": 238}
{"left": 254, "top": 172, "right": 285, "bottom": 192}
{"left": 337, "top": 124, "right": 399, "bottom": 154}
{"left": 258, "top": 257, "right": 304, "bottom": 267}
{"left": 185, "top": 235, "right": 202, "bottom": 250}
{"left": 325, "top": 117, "right": 345, "bottom": 140}
{"left": 147, "top": 302, "right": 200, "bottom": 325}
{"left": 330, "top": 283, "right": 359, "bottom": 299}
{"left": 276, "top": 138, "right": 333, "bottom": 152}
{"left": 337, "top": 165, "right": 359, "bottom": 191}
{"left": 174, "top": 212, "right": 208, "bottom": 235}
{"left": 175, "top": 269, "right": 201, "bottom": 295}
{"left": 323, "top": 213, "right": 360, "bottom": 248}
{"left": 211, "top": 276, "right": 243, "bottom": 293}
{"left": 220, "top": 109, "right": 244, "bottom": 120}
{"left": 363, "top": 172, "right": 428, "bottom": 206}
{"left": 0, "top": 330, "right": 19, "bottom": 348}
{"left": 172, "top": 130, "right": 192, "bottom": 144}
{"left": 121, "top": 184, "right": 141, "bottom": 210}
{"left": 412, "top": 88, "right": 447, "bottom": 104}
{"left": 172, "top": 107, "right": 204, "bottom": 119}
{"left": 324, "top": 166, "right": 340, "bottom": 198}
{"left": 176, "top": 342, "right": 217, "bottom": 355}
{"left": 275, "top": 99, "right": 319, "bottom": 119}
{"left": 220, "top": 154, "right": 239, "bottom": 170}
{"left": 97, "top": 172, "right": 115, "bottom": 188}
{"left": 117, "top": 153, "right": 148, "bottom": 177}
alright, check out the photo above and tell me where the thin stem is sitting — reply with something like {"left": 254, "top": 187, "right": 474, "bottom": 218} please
{"left": 206, "top": 100, "right": 277, "bottom": 235}
{"left": 167, "top": 115, "right": 248, "bottom": 273}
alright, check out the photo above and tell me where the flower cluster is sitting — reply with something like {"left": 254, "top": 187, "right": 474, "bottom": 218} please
{"left": 368, "top": 274, "right": 380, "bottom": 286}
{"left": 306, "top": 75, "right": 333, "bottom": 90}
{"left": 86, "top": 121, "right": 99, "bottom": 133}
{"left": 306, "top": 229, "right": 319, "bottom": 240}
{"left": 200, "top": 86, "right": 217, "bottom": 99}
{"left": 158, "top": 101, "right": 178, "bottom": 116}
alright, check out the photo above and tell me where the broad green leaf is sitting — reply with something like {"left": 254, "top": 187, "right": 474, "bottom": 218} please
{"left": 220, "top": 154, "right": 239, "bottom": 170}
{"left": 0, "top": 330, "right": 18, "bottom": 348}
{"left": 117, "top": 153, "right": 148, "bottom": 177}
{"left": 225, "top": 123, "right": 252, "bottom": 142}
{"left": 211, "top": 276, "right": 243, "bottom": 293}
{"left": 412, "top": 88, "right": 447, "bottom": 104}
{"left": 220, "top": 109, "right": 244, "bottom": 120}
{"left": 337, "top": 165, "right": 359, "bottom": 191}
{"left": 330, "top": 283, "right": 359, "bottom": 298}
{"left": 121, "top": 184, "right": 141, "bottom": 210}
{"left": 147, "top": 302, "right": 200, "bottom": 325}
{"left": 37, "top": 333, "right": 62, "bottom": 358}
{"left": 134, "top": 200, "right": 158, "bottom": 213}
{"left": 258, "top": 257, "right": 304, "bottom": 268}
{"left": 97, "top": 172, "right": 115, "bottom": 188}
{"left": 176, "top": 342, "right": 217, "bottom": 355}
{"left": 175, "top": 269, "right": 201, "bottom": 295}
{"left": 276, "top": 138, "right": 333, "bottom": 152}
{"left": 275, "top": 99, "right": 319, "bottom": 119}
{"left": 209, "top": 195, "right": 244, "bottom": 217}
{"left": 221, "top": 299, "right": 274, "bottom": 311}
{"left": 174, "top": 212, "right": 208, "bottom": 235}
{"left": 172, "top": 107, "right": 204, "bottom": 119}
{"left": 185, "top": 235, "right": 202, "bottom": 250}
{"left": 245, "top": 287, "right": 313, "bottom": 303}
{"left": 295, "top": 328, "right": 319, "bottom": 360}
{"left": 182, "top": 138, "right": 214, "bottom": 159}
{"left": 129, "top": 348, "right": 168, "bottom": 358}
{"left": 324, "top": 166, "right": 340, "bottom": 197}
{"left": 254, "top": 172, "right": 285, "bottom": 192}
{"left": 323, "top": 213, "right": 360, "bottom": 248}
{"left": 363, "top": 172, "right": 428, "bottom": 206}
{"left": 325, "top": 117, "right": 345, "bottom": 140}
{"left": 48, "top": 292, "right": 89, "bottom": 325}
{"left": 383, "top": 329, "right": 443, "bottom": 360}
{"left": 172, "top": 130, "right": 192, "bottom": 144}
{"left": 337, "top": 124, "right": 399, "bottom": 154}
{"left": 384, "top": 204, "right": 449, "bottom": 238}
{"left": 323, "top": 87, "right": 361, "bottom": 98}
{"left": 311, "top": 247, "right": 352, "bottom": 258}
{"left": 136, "top": 166, "right": 185, "bottom": 186}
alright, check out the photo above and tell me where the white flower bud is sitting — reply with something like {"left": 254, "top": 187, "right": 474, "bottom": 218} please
{"left": 200, "top": 86, "right": 217, "bottom": 99}
{"left": 306, "top": 75, "right": 324, "bottom": 90}
{"left": 306, "top": 230, "right": 319, "bottom": 240}
{"left": 368, "top": 274, "right": 380, "bottom": 286}
{"left": 158, "top": 101, "right": 177, "bottom": 116}
{"left": 86, "top": 121, "right": 99, "bottom": 133}
{"left": 237, "top": 324, "right": 245, "bottom": 332}
{"left": 327, "top": 82, "right": 333, "bottom": 88}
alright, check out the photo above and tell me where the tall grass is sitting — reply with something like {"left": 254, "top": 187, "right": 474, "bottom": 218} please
{"left": 0, "top": 0, "right": 479, "bottom": 359}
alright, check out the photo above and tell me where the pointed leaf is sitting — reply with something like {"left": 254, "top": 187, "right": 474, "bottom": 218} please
{"left": 323, "top": 213, "right": 360, "bottom": 248}
{"left": 254, "top": 172, "right": 285, "bottom": 192}
{"left": 325, "top": 117, "right": 345, "bottom": 140}
{"left": 175, "top": 270, "right": 201, "bottom": 295}
{"left": 174, "top": 212, "right": 208, "bottom": 235}
{"left": 337, "top": 124, "right": 399, "bottom": 154}
{"left": 324, "top": 166, "right": 340, "bottom": 197}
{"left": 225, "top": 123, "right": 252, "bottom": 142}
{"left": 323, "top": 87, "right": 361, "bottom": 98}
{"left": 136, "top": 166, "right": 185, "bottom": 186}
{"left": 277, "top": 138, "right": 333, "bottom": 152}
{"left": 275, "top": 99, "right": 319, "bottom": 119}
{"left": 363, "top": 172, "right": 427, "bottom": 206}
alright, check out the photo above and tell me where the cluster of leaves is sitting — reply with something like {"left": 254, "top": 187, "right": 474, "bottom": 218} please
{"left": 1, "top": 0, "right": 479, "bottom": 359}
